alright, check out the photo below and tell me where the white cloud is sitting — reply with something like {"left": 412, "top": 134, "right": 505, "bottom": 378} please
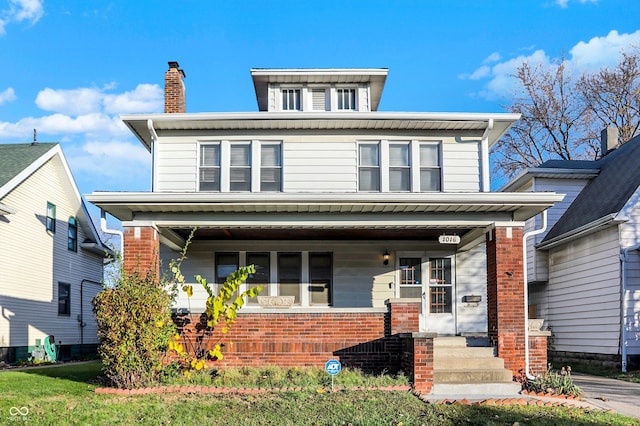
{"left": 555, "top": 0, "right": 598, "bottom": 8}
{"left": 103, "top": 84, "right": 163, "bottom": 114}
{"left": 0, "top": 87, "right": 16, "bottom": 104}
{"left": 0, "top": 113, "right": 128, "bottom": 139}
{"left": 36, "top": 87, "right": 103, "bottom": 115}
{"left": 463, "top": 29, "right": 639, "bottom": 101}
{"left": 483, "top": 52, "right": 502, "bottom": 63}
{"left": 0, "top": 0, "right": 44, "bottom": 35}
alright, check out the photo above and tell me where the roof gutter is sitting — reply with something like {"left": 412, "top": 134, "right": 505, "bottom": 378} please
{"left": 620, "top": 243, "right": 640, "bottom": 373}
{"left": 537, "top": 214, "right": 625, "bottom": 250}
{"left": 100, "top": 209, "right": 123, "bottom": 257}
{"left": 523, "top": 209, "right": 548, "bottom": 379}
{"left": 481, "top": 118, "right": 494, "bottom": 192}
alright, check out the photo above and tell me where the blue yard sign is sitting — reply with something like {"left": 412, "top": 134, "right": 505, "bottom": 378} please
{"left": 325, "top": 359, "right": 341, "bottom": 375}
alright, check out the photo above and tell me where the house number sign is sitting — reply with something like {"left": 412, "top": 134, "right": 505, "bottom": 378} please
{"left": 438, "top": 235, "right": 460, "bottom": 244}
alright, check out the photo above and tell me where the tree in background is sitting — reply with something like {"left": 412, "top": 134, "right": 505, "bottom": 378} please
{"left": 493, "top": 48, "right": 640, "bottom": 179}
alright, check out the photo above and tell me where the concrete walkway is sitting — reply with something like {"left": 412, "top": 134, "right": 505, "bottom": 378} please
{"left": 571, "top": 373, "right": 640, "bottom": 419}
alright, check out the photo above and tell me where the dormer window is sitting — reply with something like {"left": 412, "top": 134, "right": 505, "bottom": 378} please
{"left": 336, "top": 88, "right": 356, "bottom": 110}
{"left": 282, "top": 89, "right": 301, "bottom": 111}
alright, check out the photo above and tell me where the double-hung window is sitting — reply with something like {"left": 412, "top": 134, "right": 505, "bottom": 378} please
{"left": 46, "top": 202, "right": 56, "bottom": 233}
{"left": 260, "top": 144, "right": 282, "bottom": 192}
{"left": 199, "top": 143, "right": 221, "bottom": 191}
{"left": 358, "top": 143, "right": 380, "bottom": 191}
{"left": 68, "top": 217, "right": 77, "bottom": 252}
{"left": 230, "top": 143, "right": 251, "bottom": 191}
{"left": 58, "top": 282, "right": 70, "bottom": 316}
{"left": 389, "top": 142, "right": 411, "bottom": 191}
{"left": 247, "top": 252, "right": 271, "bottom": 303}
{"left": 420, "top": 143, "right": 442, "bottom": 191}
{"left": 336, "top": 88, "right": 356, "bottom": 110}
{"left": 282, "top": 88, "right": 301, "bottom": 111}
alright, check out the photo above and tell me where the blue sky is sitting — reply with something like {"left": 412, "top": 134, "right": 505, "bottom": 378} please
{"left": 1, "top": 0, "right": 639, "bottom": 204}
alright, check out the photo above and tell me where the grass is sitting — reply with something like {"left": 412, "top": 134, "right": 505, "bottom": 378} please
{"left": 570, "top": 362, "right": 640, "bottom": 384}
{"left": 1, "top": 361, "right": 638, "bottom": 425}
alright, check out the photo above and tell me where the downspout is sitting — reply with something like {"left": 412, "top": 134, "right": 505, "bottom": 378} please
{"left": 100, "top": 210, "right": 123, "bottom": 256}
{"left": 148, "top": 119, "right": 159, "bottom": 192}
{"left": 620, "top": 243, "right": 640, "bottom": 373}
{"left": 481, "top": 118, "right": 494, "bottom": 192}
{"left": 523, "top": 209, "right": 548, "bottom": 379}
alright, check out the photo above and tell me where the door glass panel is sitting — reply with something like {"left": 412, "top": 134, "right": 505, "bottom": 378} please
{"left": 429, "top": 258, "right": 452, "bottom": 313}
{"left": 399, "top": 257, "right": 422, "bottom": 298}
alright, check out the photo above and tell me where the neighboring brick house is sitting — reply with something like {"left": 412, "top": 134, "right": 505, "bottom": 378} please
{"left": 502, "top": 129, "right": 640, "bottom": 371}
{"left": 0, "top": 143, "right": 109, "bottom": 363}
{"left": 87, "top": 62, "right": 562, "bottom": 394}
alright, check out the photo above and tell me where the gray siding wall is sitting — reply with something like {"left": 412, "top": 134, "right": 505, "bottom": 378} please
{"left": 154, "top": 134, "right": 482, "bottom": 193}
{"left": 0, "top": 157, "right": 104, "bottom": 348}
{"left": 547, "top": 227, "right": 621, "bottom": 355}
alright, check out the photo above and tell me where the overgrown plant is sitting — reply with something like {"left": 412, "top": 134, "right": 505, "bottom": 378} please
{"left": 168, "top": 228, "right": 262, "bottom": 372}
{"left": 93, "top": 266, "right": 176, "bottom": 389}
{"left": 523, "top": 364, "right": 582, "bottom": 397}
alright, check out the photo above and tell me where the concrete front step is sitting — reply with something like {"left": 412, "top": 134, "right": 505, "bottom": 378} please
{"left": 434, "top": 369, "right": 514, "bottom": 384}
{"left": 434, "top": 356, "right": 504, "bottom": 370}
{"left": 434, "top": 346, "right": 496, "bottom": 358}
{"left": 430, "top": 382, "right": 522, "bottom": 396}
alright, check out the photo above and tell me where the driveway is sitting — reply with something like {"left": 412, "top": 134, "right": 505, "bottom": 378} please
{"left": 571, "top": 373, "right": 640, "bottom": 419}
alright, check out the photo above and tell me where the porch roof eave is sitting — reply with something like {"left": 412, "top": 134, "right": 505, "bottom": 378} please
{"left": 85, "top": 191, "right": 564, "bottom": 223}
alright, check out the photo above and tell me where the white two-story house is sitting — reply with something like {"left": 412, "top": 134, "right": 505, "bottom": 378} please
{"left": 87, "top": 63, "right": 562, "bottom": 393}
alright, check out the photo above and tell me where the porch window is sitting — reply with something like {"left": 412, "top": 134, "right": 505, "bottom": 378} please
{"left": 429, "top": 258, "right": 452, "bottom": 313}
{"left": 247, "top": 252, "right": 270, "bottom": 303}
{"left": 215, "top": 252, "right": 239, "bottom": 286}
{"left": 278, "top": 253, "right": 302, "bottom": 304}
{"left": 399, "top": 257, "right": 422, "bottom": 298}
{"left": 260, "top": 143, "right": 282, "bottom": 192}
{"left": 420, "top": 143, "right": 441, "bottom": 191}
{"left": 309, "top": 253, "right": 332, "bottom": 305}
{"left": 358, "top": 143, "right": 380, "bottom": 191}
{"left": 199, "top": 143, "right": 221, "bottom": 191}
{"left": 230, "top": 143, "right": 251, "bottom": 191}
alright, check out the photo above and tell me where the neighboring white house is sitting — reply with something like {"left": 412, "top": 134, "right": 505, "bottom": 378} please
{"left": 502, "top": 129, "right": 640, "bottom": 371}
{"left": 0, "top": 143, "right": 109, "bottom": 363}
{"left": 87, "top": 63, "right": 562, "bottom": 387}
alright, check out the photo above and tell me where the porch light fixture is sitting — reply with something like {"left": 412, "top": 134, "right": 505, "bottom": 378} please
{"left": 383, "top": 250, "right": 390, "bottom": 266}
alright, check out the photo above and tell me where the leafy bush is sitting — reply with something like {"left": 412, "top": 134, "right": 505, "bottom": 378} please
{"left": 523, "top": 364, "right": 582, "bottom": 397}
{"left": 93, "top": 270, "right": 176, "bottom": 389}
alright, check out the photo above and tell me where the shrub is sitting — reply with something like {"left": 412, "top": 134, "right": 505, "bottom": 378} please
{"left": 93, "top": 270, "right": 176, "bottom": 389}
{"left": 523, "top": 364, "right": 582, "bottom": 397}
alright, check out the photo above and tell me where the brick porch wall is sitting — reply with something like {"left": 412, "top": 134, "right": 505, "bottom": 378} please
{"left": 528, "top": 333, "right": 549, "bottom": 375}
{"left": 123, "top": 226, "right": 159, "bottom": 277}
{"left": 486, "top": 226, "right": 526, "bottom": 376}
{"left": 387, "top": 299, "right": 420, "bottom": 335}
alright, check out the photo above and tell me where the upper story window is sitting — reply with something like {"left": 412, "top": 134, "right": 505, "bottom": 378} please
{"left": 358, "top": 143, "right": 380, "bottom": 191}
{"left": 420, "top": 143, "right": 441, "bottom": 192}
{"left": 46, "top": 202, "right": 56, "bottom": 233}
{"left": 282, "top": 88, "right": 301, "bottom": 111}
{"left": 68, "top": 217, "right": 77, "bottom": 252}
{"left": 230, "top": 143, "right": 252, "bottom": 191}
{"left": 389, "top": 142, "right": 411, "bottom": 191}
{"left": 199, "top": 143, "right": 221, "bottom": 191}
{"left": 260, "top": 144, "right": 282, "bottom": 192}
{"left": 358, "top": 141, "right": 442, "bottom": 192}
{"left": 336, "top": 88, "right": 356, "bottom": 110}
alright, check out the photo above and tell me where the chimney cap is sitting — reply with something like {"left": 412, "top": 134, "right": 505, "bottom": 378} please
{"left": 167, "top": 61, "right": 186, "bottom": 78}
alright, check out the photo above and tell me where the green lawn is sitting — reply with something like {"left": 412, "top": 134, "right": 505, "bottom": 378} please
{"left": 1, "top": 362, "right": 638, "bottom": 425}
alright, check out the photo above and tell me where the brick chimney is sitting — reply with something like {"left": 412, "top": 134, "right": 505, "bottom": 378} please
{"left": 164, "top": 61, "right": 186, "bottom": 113}
{"left": 600, "top": 127, "right": 619, "bottom": 157}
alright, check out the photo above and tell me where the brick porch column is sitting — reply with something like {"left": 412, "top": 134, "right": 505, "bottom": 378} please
{"left": 386, "top": 299, "right": 421, "bottom": 335}
{"left": 486, "top": 226, "right": 525, "bottom": 375}
{"left": 123, "top": 226, "right": 160, "bottom": 278}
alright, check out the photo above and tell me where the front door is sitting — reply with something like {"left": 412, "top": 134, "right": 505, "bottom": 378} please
{"left": 398, "top": 255, "right": 456, "bottom": 334}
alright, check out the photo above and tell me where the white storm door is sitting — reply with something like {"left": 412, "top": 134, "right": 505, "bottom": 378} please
{"left": 423, "top": 257, "right": 456, "bottom": 335}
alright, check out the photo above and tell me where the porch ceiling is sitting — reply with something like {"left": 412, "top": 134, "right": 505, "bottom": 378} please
{"left": 86, "top": 191, "right": 564, "bottom": 223}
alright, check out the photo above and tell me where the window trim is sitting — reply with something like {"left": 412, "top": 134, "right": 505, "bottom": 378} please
{"left": 198, "top": 142, "right": 221, "bottom": 191}
{"left": 335, "top": 87, "right": 357, "bottom": 111}
{"left": 46, "top": 202, "right": 56, "bottom": 233}
{"left": 358, "top": 142, "right": 381, "bottom": 192}
{"left": 67, "top": 216, "right": 77, "bottom": 252}
{"left": 281, "top": 88, "right": 302, "bottom": 111}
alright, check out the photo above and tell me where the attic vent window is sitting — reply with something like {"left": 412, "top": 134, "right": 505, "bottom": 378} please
{"left": 337, "top": 88, "right": 356, "bottom": 110}
{"left": 312, "top": 89, "right": 327, "bottom": 111}
{"left": 282, "top": 89, "right": 301, "bottom": 111}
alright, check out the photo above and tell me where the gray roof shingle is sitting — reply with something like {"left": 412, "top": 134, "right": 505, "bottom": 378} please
{"left": 0, "top": 143, "right": 58, "bottom": 188}
{"left": 542, "top": 134, "right": 640, "bottom": 242}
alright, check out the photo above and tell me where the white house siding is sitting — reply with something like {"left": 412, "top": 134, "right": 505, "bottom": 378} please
{"left": 524, "top": 178, "right": 591, "bottom": 283}
{"left": 619, "top": 185, "right": 640, "bottom": 355}
{"left": 0, "top": 156, "right": 103, "bottom": 349}
{"left": 455, "top": 243, "right": 488, "bottom": 333}
{"left": 163, "top": 240, "right": 487, "bottom": 314}
{"left": 547, "top": 227, "right": 621, "bottom": 355}
{"left": 154, "top": 134, "right": 482, "bottom": 194}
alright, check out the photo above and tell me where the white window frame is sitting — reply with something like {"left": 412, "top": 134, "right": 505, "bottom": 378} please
{"left": 281, "top": 88, "right": 301, "bottom": 111}
{"left": 358, "top": 141, "right": 381, "bottom": 192}
{"left": 198, "top": 142, "right": 221, "bottom": 191}
{"left": 335, "top": 87, "right": 357, "bottom": 111}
